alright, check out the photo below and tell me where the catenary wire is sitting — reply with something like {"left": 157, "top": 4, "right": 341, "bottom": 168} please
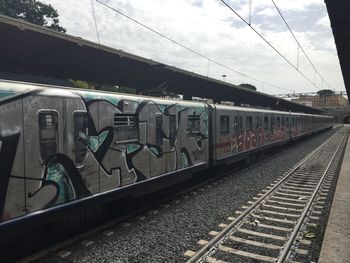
{"left": 95, "top": 0, "right": 293, "bottom": 93}
{"left": 271, "top": 0, "right": 333, "bottom": 90}
{"left": 219, "top": 0, "right": 321, "bottom": 90}
{"left": 91, "top": 0, "right": 101, "bottom": 44}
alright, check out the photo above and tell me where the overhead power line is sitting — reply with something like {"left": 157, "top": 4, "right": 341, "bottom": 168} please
{"left": 95, "top": 0, "right": 293, "bottom": 93}
{"left": 219, "top": 0, "right": 321, "bottom": 91}
{"left": 271, "top": 0, "right": 332, "bottom": 90}
{"left": 91, "top": 0, "right": 101, "bottom": 44}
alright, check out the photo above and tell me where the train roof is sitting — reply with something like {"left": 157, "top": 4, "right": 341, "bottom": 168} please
{"left": 0, "top": 79, "right": 207, "bottom": 108}
{"left": 212, "top": 103, "right": 332, "bottom": 118}
{"left": 0, "top": 80, "right": 334, "bottom": 119}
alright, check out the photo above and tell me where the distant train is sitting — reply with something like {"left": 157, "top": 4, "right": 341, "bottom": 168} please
{"left": 0, "top": 80, "right": 334, "bottom": 228}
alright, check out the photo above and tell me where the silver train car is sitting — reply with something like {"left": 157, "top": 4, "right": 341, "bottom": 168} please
{"left": 0, "top": 80, "right": 333, "bottom": 228}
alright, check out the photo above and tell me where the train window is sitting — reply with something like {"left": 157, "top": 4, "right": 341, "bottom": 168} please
{"left": 282, "top": 117, "right": 285, "bottom": 127}
{"left": 238, "top": 116, "right": 243, "bottom": 131}
{"left": 271, "top": 116, "right": 275, "bottom": 129}
{"left": 264, "top": 117, "right": 269, "bottom": 130}
{"left": 246, "top": 116, "right": 253, "bottom": 130}
{"left": 234, "top": 116, "right": 238, "bottom": 134}
{"left": 73, "top": 111, "right": 88, "bottom": 165}
{"left": 156, "top": 114, "right": 163, "bottom": 145}
{"left": 169, "top": 114, "right": 176, "bottom": 145}
{"left": 286, "top": 117, "right": 289, "bottom": 127}
{"left": 220, "top": 115, "right": 229, "bottom": 134}
{"left": 276, "top": 117, "right": 280, "bottom": 127}
{"left": 114, "top": 114, "right": 139, "bottom": 142}
{"left": 38, "top": 111, "right": 58, "bottom": 160}
{"left": 186, "top": 114, "right": 201, "bottom": 134}
{"left": 255, "top": 116, "right": 259, "bottom": 129}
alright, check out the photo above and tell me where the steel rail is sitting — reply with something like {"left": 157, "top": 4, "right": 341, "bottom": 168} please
{"left": 277, "top": 128, "right": 349, "bottom": 263}
{"left": 186, "top": 127, "right": 344, "bottom": 263}
{"left": 20, "top": 128, "right": 301, "bottom": 262}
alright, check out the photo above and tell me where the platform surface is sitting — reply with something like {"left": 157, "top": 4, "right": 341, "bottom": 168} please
{"left": 319, "top": 125, "right": 350, "bottom": 263}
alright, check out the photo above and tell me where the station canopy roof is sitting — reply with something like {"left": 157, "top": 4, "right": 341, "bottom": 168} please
{"left": 325, "top": 0, "right": 350, "bottom": 103}
{"left": 0, "top": 15, "right": 324, "bottom": 114}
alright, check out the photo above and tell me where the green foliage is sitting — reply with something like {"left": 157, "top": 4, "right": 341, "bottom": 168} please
{"left": 0, "top": 0, "right": 66, "bottom": 32}
{"left": 70, "top": 80, "right": 137, "bottom": 94}
{"left": 98, "top": 84, "right": 136, "bottom": 94}
{"left": 239, "top": 83, "right": 257, "bottom": 91}
{"left": 317, "top": 89, "right": 334, "bottom": 96}
{"left": 70, "top": 80, "right": 92, "bottom": 89}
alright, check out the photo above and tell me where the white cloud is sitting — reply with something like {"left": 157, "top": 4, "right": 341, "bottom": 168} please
{"left": 41, "top": 0, "right": 345, "bottom": 94}
{"left": 316, "top": 15, "right": 331, "bottom": 28}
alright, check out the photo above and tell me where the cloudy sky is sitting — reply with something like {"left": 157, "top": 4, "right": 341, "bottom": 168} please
{"left": 41, "top": 0, "right": 345, "bottom": 95}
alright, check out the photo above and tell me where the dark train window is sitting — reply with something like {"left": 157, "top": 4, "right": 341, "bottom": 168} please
{"left": 73, "top": 111, "right": 88, "bottom": 165}
{"left": 114, "top": 114, "right": 139, "bottom": 142}
{"left": 220, "top": 115, "right": 229, "bottom": 134}
{"left": 169, "top": 114, "right": 176, "bottom": 144}
{"left": 186, "top": 114, "right": 201, "bottom": 134}
{"left": 234, "top": 116, "right": 238, "bottom": 134}
{"left": 264, "top": 117, "right": 269, "bottom": 130}
{"left": 255, "top": 116, "right": 259, "bottom": 129}
{"left": 246, "top": 116, "right": 253, "bottom": 130}
{"left": 286, "top": 117, "right": 289, "bottom": 127}
{"left": 238, "top": 116, "right": 243, "bottom": 131}
{"left": 156, "top": 114, "right": 163, "bottom": 145}
{"left": 282, "top": 117, "right": 285, "bottom": 127}
{"left": 38, "top": 111, "right": 58, "bottom": 160}
{"left": 276, "top": 117, "right": 280, "bottom": 127}
{"left": 271, "top": 116, "right": 275, "bottom": 129}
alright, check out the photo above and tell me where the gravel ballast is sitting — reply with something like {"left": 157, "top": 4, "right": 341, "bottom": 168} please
{"left": 38, "top": 127, "right": 340, "bottom": 263}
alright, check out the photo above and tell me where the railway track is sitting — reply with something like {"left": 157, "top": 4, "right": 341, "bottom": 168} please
{"left": 18, "top": 129, "right": 307, "bottom": 262}
{"left": 185, "top": 127, "right": 349, "bottom": 263}
{"left": 17, "top": 128, "right": 341, "bottom": 262}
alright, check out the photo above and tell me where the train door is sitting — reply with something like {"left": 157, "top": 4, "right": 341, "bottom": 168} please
{"left": 217, "top": 109, "right": 230, "bottom": 157}
{"left": 150, "top": 110, "right": 167, "bottom": 176}
{"left": 167, "top": 106, "right": 177, "bottom": 172}
{"left": 270, "top": 114, "right": 276, "bottom": 141}
{"left": 64, "top": 97, "right": 100, "bottom": 195}
{"left": 286, "top": 114, "right": 291, "bottom": 139}
{"left": 23, "top": 95, "right": 63, "bottom": 213}
{"left": 232, "top": 110, "right": 239, "bottom": 154}
{"left": 262, "top": 112, "right": 270, "bottom": 143}
{"left": 255, "top": 112, "right": 263, "bottom": 147}
{"left": 236, "top": 110, "right": 244, "bottom": 152}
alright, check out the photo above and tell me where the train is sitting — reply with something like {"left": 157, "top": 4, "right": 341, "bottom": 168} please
{"left": 0, "top": 79, "right": 334, "bottom": 232}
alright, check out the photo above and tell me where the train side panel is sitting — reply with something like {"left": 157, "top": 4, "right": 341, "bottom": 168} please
{"left": 0, "top": 84, "right": 209, "bottom": 224}
{"left": 0, "top": 96, "right": 25, "bottom": 221}
{"left": 211, "top": 105, "right": 292, "bottom": 165}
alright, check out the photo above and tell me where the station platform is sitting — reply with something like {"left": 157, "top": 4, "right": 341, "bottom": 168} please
{"left": 319, "top": 125, "right": 350, "bottom": 263}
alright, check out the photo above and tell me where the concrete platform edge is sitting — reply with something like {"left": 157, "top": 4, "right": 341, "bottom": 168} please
{"left": 319, "top": 128, "right": 350, "bottom": 263}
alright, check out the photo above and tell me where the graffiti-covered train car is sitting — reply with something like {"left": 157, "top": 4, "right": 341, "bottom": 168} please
{"left": 212, "top": 104, "right": 334, "bottom": 165}
{"left": 0, "top": 80, "right": 333, "bottom": 228}
{"left": 0, "top": 80, "right": 209, "bottom": 223}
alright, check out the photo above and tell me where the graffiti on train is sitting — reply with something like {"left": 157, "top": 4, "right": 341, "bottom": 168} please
{"left": 216, "top": 126, "right": 288, "bottom": 154}
{"left": 0, "top": 91, "right": 209, "bottom": 220}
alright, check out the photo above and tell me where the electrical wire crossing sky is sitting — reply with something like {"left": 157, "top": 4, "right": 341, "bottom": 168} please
{"left": 42, "top": 0, "right": 345, "bottom": 95}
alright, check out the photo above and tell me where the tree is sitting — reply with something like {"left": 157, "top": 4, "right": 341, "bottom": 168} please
{"left": 239, "top": 83, "right": 257, "bottom": 91}
{"left": 317, "top": 89, "right": 334, "bottom": 96}
{"left": 0, "top": 0, "right": 66, "bottom": 32}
